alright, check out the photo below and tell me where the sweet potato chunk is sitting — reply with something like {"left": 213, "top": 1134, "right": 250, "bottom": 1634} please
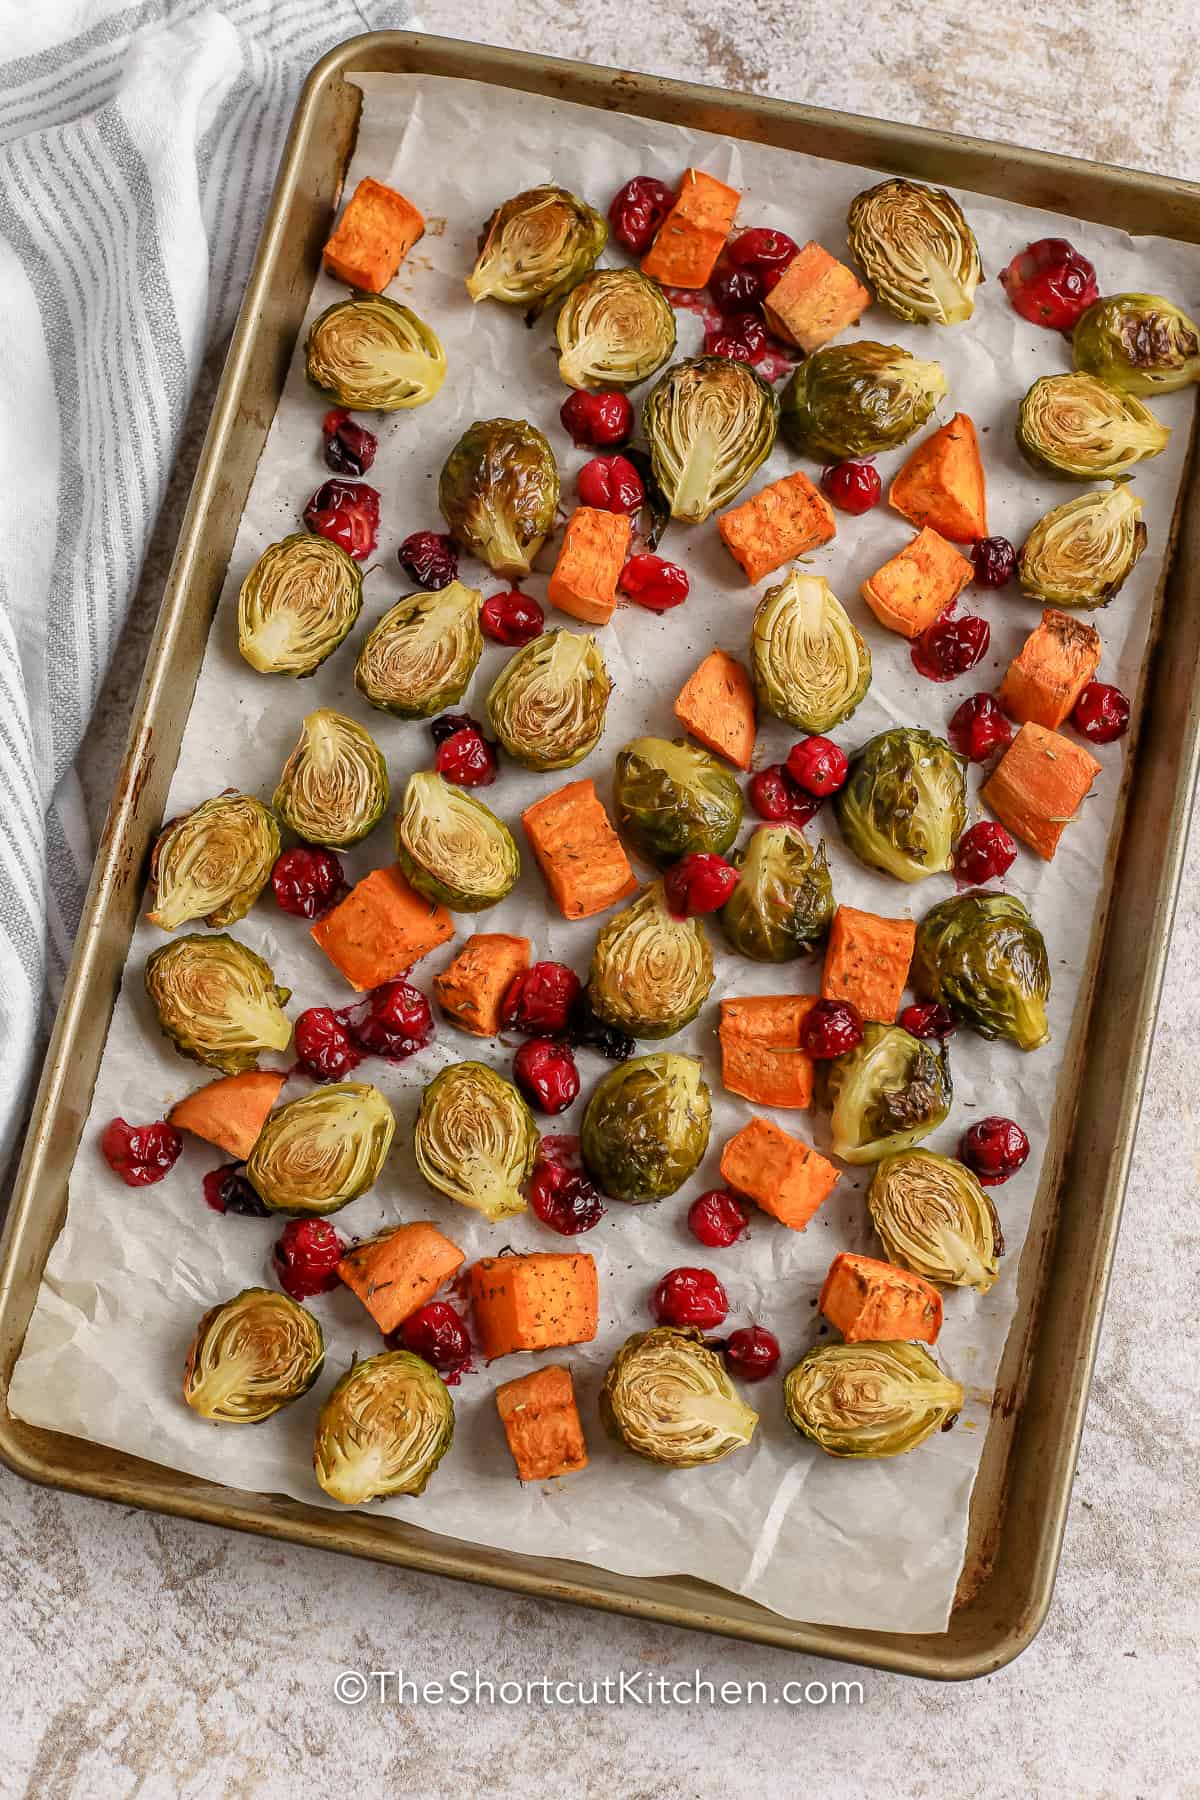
{"left": 999, "top": 610, "right": 1101, "bottom": 731}
{"left": 717, "top": 470, "right": 836, "bottom": 584}
{"left": 495, "top": 1365, "right": 588, "bottom": 1481}
{"left": 322, "top": 177, "right": 425, "bottom": 292}
{"left": 338, "top": 1222, "right": 465, "bottom": 1337}
{"left": 641, "top": 168, "right": 739, "bottom": 288}
{"left": 719, "top": 996, "right": 817, "bottom": 1109}
{"left": 821, "top": 905, "right": 916, "bottom": 1024}
{"left": 889, "top": 413, "right": 987, "bottom": 543}
{"left": 547, "top": 507, "right": 632, "bottom": 625}
{"left": 522, "top": 780, "right": 637, "bottom": 920}
{"left": 434, "top": 933, "right": 530, "bottom": 1037}
{"left": 719, "top": 1117, "right": 839, "bottom": 1231}
{"left": 819, "top": 1251, "right": 943, "bottom": 1345}
{"left": 167, "top": 1071, "right": 285, "bottom": 1160}
{"left": 310, "top": 865, "right": 453, "bottom": 991}
{"left": 762, "top": 240, "right": 871, "bottom": 352}
{"left": 470, "top": 1253, "right": 599, "bottom": 1359}
{"left": 861, "top": 528, "right": 973, "bottom": 639}
{"left": 673, "top": 649, "right": 756, "bottom": 771}
{"left": 981, "top": 722, "right": 1101, "bottom": 861}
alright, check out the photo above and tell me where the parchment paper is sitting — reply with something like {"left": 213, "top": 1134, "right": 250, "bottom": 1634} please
{"left": 12, "top": 73, "right": 1200, "bottom": 1634}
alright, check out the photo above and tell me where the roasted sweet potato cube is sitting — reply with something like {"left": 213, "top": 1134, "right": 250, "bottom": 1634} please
{"left": 981, "top": 722, "right": 1101, "bottom": 860}
{"left": 167, "top": 1071, "right": 285, "bottom": 1160}
{"left": 889, "top": 413, "right": 987, "bottom": 544}
{"left": 310, "top": 865, "right": 453, "bottom": 990}
{"left": 469, "top": 1253, "right": 599, "bottom": 1359}
{"left": 821, "top": 905, "right": 916, "bottom": 1024}
{"left": 522, "top": 780, "right": 637, "bottom": 919}
{"left": 495, "top": 1365, "right": 588, "bottom": 1482}
{"left": 719, "top": 996, "right": 817, "bottom": 1109}
{"left": 323, "top": 177, "right": 425, "bottom": 291}
{"left": 338, "top": 1222, "right": 466, "bottom": 1337}
{"left": 861, "top": 528, "right": 974, "bottom": 639}
{"left": 762, "top": 241, "right": 871, "bottom": 352}
{"left": 673, "top": 649, "right": 756, "bottom": 770}
{"left": 717, "top": 470, "right": 836, "bottom": 584}
{"left": 819, "top": 1252, "right": 943, "bottom": 1345}
{"left": 547, "top": 507, "right": 632, "bottom": 625}
{"left": 641, "top": 168, "right": 740, "bottom": 288}
{"left": 999, "top": 610, "right": 1101, "bottom": 731}
{"left": 719, "top": 1117, "right": 839, "bottom": 1230}
{"left": 434, "top": 933, "right": 530, "bottom": 1037}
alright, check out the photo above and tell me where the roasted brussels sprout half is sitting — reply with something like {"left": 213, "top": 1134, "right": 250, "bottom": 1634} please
{"left": 238, "top": 533, "right": 362, "bottom": 677}
{"left": 183, "top": 1287, "right": 323, "bottom": 1424}
{"left": 784, "top": 1339, "right": 963, "bottom": 1458}
{"left": 556, "top": 267, "right": 676, "bottom": 390}
{"left": 354, "top": 582, "right": 483, "bottom": 719}
{"left": 613, "top": 736, "right": 742, "bottom": 868}
{"left": 750, "top": 572, "right": 871, "bottom": 734}
{"left": 272, "top": 710, "right": 388, "bottom": 848}
{"left": 1073, "top": 292, "right": 1200, "bottom": 396}
{"left": 643, "top": 356, "right": 778, "bottom": 523}
{"left": 247, "top": 1083, "right": 395, "bottom": 1215}
{"left": 720, "top": 824, "right": 834, "bottom": 961}
{"left": 868, "top": 1148, "right": 1002, "bottom": 1292}
{"left": 1018, "top": 483, "right": 1146, "bottom": 608}
{"left": 305, "top": 294, "right": 446, "bottom": 410}
{"left": 147, "top": 793, "right": 279, "bottom": 932}
{"left": 835, "top": 728, "right": 966, "bottom": 883}
{"left": 847, "top": 178, "right": 982, "bottom": 326}
{"left": 395, "top": 771, "right": 520, "bottom": 911}
{"left": 314, "top": 1350, "right": 455, "bottom": 1504}
{"left": 779, "top": 341, "right": 946, "bottom": 461}
{"left": 145, "top": 933, "right": 291, "bottom": 1074}
{"left": 414, "top": 1061, "right": 539, "bottom": 1222}
{"left": 912, "top": 890, "right": 1050, "bottom": 1051}
{"left": 486, "top": 629, "right": 611, "bottom": 771}
{"left": 587, "top": 881, "right": 714, "bottom": 1039}
{"left": 601, "top": 1327, "right": 758, "bottom": 1467}
{"left": 438, "top": 419, "right": 560, "bottom": 578}
{"left": 466, "top": 184, "right": 606, "bottom": 315}
{"left": 1017, "top": 373, "right": 1170, "bottom": 479}
{"left": 825, "top": 1023, "right": 952, "bottom": 1165}
{"left": 581, "top": 1052, "right": 711, "bottom": 1203}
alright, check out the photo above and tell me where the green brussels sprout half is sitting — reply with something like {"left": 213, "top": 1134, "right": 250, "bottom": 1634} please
{"left": 354, "top": 582, "right": 483, "bottom": 719}
{"left": 238, "top": 533, "right": 363, "bottom": 677}
{"left": 414, "top": 1061, "right": 539, "bottom": 1222}
{"left": 613, "top": 736, "right": 743, "bottom": 868}
{"left": 314, "top": 1350, "right": 455, "bottom": 1504}
{"left": 1072, "top": 292, "right": 1200, "bottom": 396}
{"left": 486, "top": 629, "right": 611, "bottom": 771}
{"left": 824, "top": 1023, "right": 952, "bottom": 1165}
{"left": 846, "top": 178, "right": 982, "bottom": 326}
{"left": 272, "top": 709, "right": 388, "bottom": 848}
{"left": 643, "top": 356, "right": 779, "bottom": 523}
{"left": 395, "top": 771, "right": 520, "bottom": 911}
{"left": 587, "top": 881, "right": 714, "bottom": 1039}
{"left": 835, "top": 728, "right": 966, "bottom": 883}
{"left": 911, "top": 890, "right": 1050, "bottom": 1051}
{"left": 556, "top": 268, "right": 677, "bottom": 390}
{"left": 720, "top": 824, "right": 834, "bottom": 961}
{"left": 868, "top": 1148, "right": 1002, "bottom": 1293}
{"left": 183, "top": 1287, "right": 324, "bottom": 1424}
{"left": 581, "top": 1052, "right": 711, "bottom": 1203}
{"left": 466, "top": 185, "right": 607, "bottom": 315}
{"left": 146, "top": 793, "right": 280, "bottom": 932}
{"left": 247, "top": 1083, "right": 395, "bottom": 1215}
{"left": 1018, "top": 483, "right": 1147, "bottom": 608}
{"left": 1016, "top": 373, "right": 1170, "bottom": 480}
{"left": 783, "top": 1339, "right": 963, "bottom": 1458}
{"left": 438, "top": 419, "right": 560, "bottom": 579}
{"left": 145, "top": 933, "right": 291, "bottom": 1074}
{"left": 779, "top": 341, "right": 946, "bottom": 461}
{"left": 600, "top": 1327, "right": 758, "bottom": 1467}
{"left": 750, "top": 571, "right": 871, "bottom": 734}
{"left": 305, "top": 294, "right": 446, "bottom": 410}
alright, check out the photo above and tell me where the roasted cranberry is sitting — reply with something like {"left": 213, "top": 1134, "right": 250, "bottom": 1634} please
{"left": 577, "top": 454, "right": 644, "bottom": 514}
{"left": 727, "top": 227, "right": 799, "bottom": 290}
{"left": 101, "top": 1117, "right": 182, "bottom": 1186}
{"left": 971, "top": 536, "right": 1017, "bottom": 589}
{"left": 821, "top": 460, "right": 882, "bottom": 515}
{"left": 1072, "top": 681, "right": 1131, "bottom": 744}
{"left": 203, "top": 1162, "right": 269, "bottom": 1216}
{"left": 664, "top": 852, "right": 739, "bottom": 918}
{"left": 435, "top": 727, "right": 497, "bottom": 787}
{"left": 687, "top": 1189, "right": 749, "bottom": 1249}
{"left": 513, "top": 1039, "right": 580, "bottom": 1114}
{"left": 294, "top": 1007, "right": 361, "bottom": 1082}
{"left": 723, "top": 1325, "right": 780, "bottom": 1381}
{"left": 704, "top": 313, "right": 767, "bottom": 364}
{"left": 1000, "top": 237, "right": 1099, "bottom": 331}
{"left": 303, "top": 479, "right": 379, "bottom": 560}
{"left": 528, "top": 1157, "right": 606, "bottom": 1234}
{"left": 273, "top": 1218, "right": 347, "bottom": 1300}
{"left": 912, "top": 610, "right": 990, "bottom": 681}
{"left": 397, "top": 529, "right": 458, "bottom": 590}
{"left": 954, "top": 822, "right": 1017, "bottom": 885}
{"left": 949, "top": 694, "right": 1014, "bottom": 763}
{"left": 786, "top": 735, "right": 849, "bottom": 798}
{"left": 565, "top": 991, "right": 635, "bottom": 1061}
{"left": 502, "top": 963, "right": 582, "bottom": 1036}
{"left": 747, "top": 764, "right": 820, "bottom": 828}
{"left": 271, "top": 846, "right": 346, "bottom": 918}
{"left": 899, "top": 1002, "right": 957, "bottom": 1041}
{"left": 618, "top": 553, "right": 690, "bottom": 612}
{"left": 801, "top": 999, "right": 864, "bottom": 1059}
{"left": 429, "top": 711, "right": 484, "bottom": 747}
{"left": 559, "top": 389, "right": 633, "bottom": 447}
{"left": 397, "top": 1301, "right": 472, "bottom": 1378}
{"left": 709, "top": 259, "right": 765, "bottom": 314}
{"left": 608, "top": 176, "right": 674, "bottom": 255}
{"left": 321, "top": 407, "right": 377, "bottom": 477}
{"left": 652, "top": 1266, "right": 729, "bottom": 1331}
{"left": 342, "top": 980, "right": 434, "bottom": 1061}
{"left": 961, "top": 1115, "right": 1030, "bottom": 1185}
{"left": 481, "top": 589, "right": 545, "bottom": 645}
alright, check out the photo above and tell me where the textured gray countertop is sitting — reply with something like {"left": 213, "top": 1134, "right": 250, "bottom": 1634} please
{"left": 5, "top": 4, "right": 1199, "bottom": 1794}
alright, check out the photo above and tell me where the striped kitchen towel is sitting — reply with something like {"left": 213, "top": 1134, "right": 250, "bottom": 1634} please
{"left": 0, "top": 0, "right": 410, "bottom": 1176}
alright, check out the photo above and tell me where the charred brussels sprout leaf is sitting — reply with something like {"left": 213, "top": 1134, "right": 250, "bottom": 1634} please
{"left": 396, "top": 771, "right": 520, "bottom": 911}
{"left": 414, "top": 1061, "right": 539, "bottom": 1222}
{"left": 825, "top": 1023, "right": 952, "bottom": 1165}
{"left": 183, "top": 1288, "right": 323, "bottom": 1424}
{"left": 846, "top": 179, "right": 982, "bottom": 326}
{"left": 147, "top": 793, "right": 279, "bottom": 932}
{"left": 238, "top": 534, "right": 362, "bottom": 677}
{"left": 912, "top": 890, "right": 1050, "bottom": 1051}
{"left": 145, "top": 933, "right": 291, "bottom": 1074}
{"left": 1018, "top": 483, "right": 1146, "bottom": 608}
{"left": 272, "top": 709, "right": 388, "bottom": 848}
{"left": 556, "top": 268, "right": 676, "bottom": 390}
{"left": 720, "top": 824, "right": 834, "bottom": 961}
{"left": 438, "top": 419, "right": 560, "bottom": 579}
{"left": 486, "top": 629, "right": 611, "bottom": 771}
{"left": 466, "top": 185, "right": 606, "bottom": 316}
{"left": 751, "top": 571, "right": 871, "bottom": 734}
{"left": 355, "top": 581, "right": 483, "bottom": 719}
{"left": 779, "top": 341, "right": 946, "bottom": 461}
{"left": 581, "top": 1052, "right": 711, "bottom": 1203}
{"left": 601, "top": 1327, "right": 758, "bottom": 1467}
{"left": 314, "top": 1350, "right": 455, "bottom": 1504}
{"left": 247, "top": 1083, "right": 395, "bottom": 1215}
{"left": 784, "top": 1339, "right": 963, "bottom": 1458}
{"left": 643, "top": 356, "right": 778, "bottom": 523}
{"left": 613, "top": 736, "right": 742, "bottom": 867}
{"left": 1073, "top": 292, "right": 1200, "bottom": 396}
{"left": 835, "top": 728, "right": 966, "bottom": 883}
{"left": 1017, "top": 373, "right": 1170, "bottom": 480}
{"left": 868, "top": 1148, "right": 1002, "bottom": 1292}
{"left": 305, "top": 294, "right": 446, "bottom": 409}
{"left": 587, "top": 881, "right": 714, "bottom": 1039}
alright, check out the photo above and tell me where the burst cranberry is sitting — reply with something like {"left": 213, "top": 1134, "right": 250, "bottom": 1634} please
{"left": 786, "top": 735, "right": 849, "bottom": 798}
{"left": 321, "top": 407, "right": 377, "bottom": 477}
{"left": 687, "top": 1190, "right": 749, "bottom": 1249}
{"left": 949, "top": 694, "right": 1014, "bottom": 763}
{"left": 1000, "top": 237, "right": 1099, "bottom": 331}
{"left": 912, "top": 610, "right": 990, "bottom": 681}
{"left": 1072, "top": 681, "right": 1131, "bottom": 744}
{"left": 724, "top": 1325, "right": 780, "bottom": 1381}
{"left": 821, "top": 460, "right": 882, "bottom": 514}
{"left": 899, "top": 1002, "right": 957, "bottom": 1041}
{"left": 728, "top": 227, "right": 799, "bottom": 290}
{"left": 273, "top": 1218, "right": 347, "bottom": 1300}
{"left": 101, "top": 1117, "right": 182, "bottom": 1186}
{"left": 513, "top": 1039, "right": 580, "bottom": 1114}
{"left": 397, "top": 1301, "right": 472, "bottom": 1377}
{"left": 429, "top": 711, "right": 484, "bottom": 747}
{"left": 608, "top": 176, "right": 674, "bottom": 255}
{"left": 618, "top": 553, "right": 690, "bottom": 612}
{"left": 801, "top": 999, "right": 864, "bottom": 1059}
{"left": 342, "top": 980, "right": 434, "bottom": 1061}
{"left": 704, "top": 313, "right": 767, "bottom": 364}
{"left": 664, "top": 852, "right": 739, "bottom": 917}
{"left": 961, "top": 1115, "right": 1030, "bottom": 1185}
{"left": 971, "top": 536, "right": 1017, "bottom": 589}
{"left": 302, "top": 479, "right": 379, "bottom": 560}
{"left": 502, "top": 962, "right": 582, "bottom": 1036}
{"left": 397, "top": 529, "right": 458, "bottom": 589}
{"left": 565, "top": 992, "right": 634, "bottom": 1062}
{"left": 203, "top": 1162, "right": 269, "bottom": 1216}
{"left": 435, "top": 727, "right": 497, "bottom": 787}
{"left": 559, "top": 389, "right": 633, "bottom": 447}
{"left": 748, "top": 764, "right": 820, "bottom": 828}
{"left": 577, "top": 454, "right": 644, "bottom": 514}
{"left": 652, "top": 1267, "right": 729, "bottom": 1331}
{"left": 528, "top": 1157, "right": 606, "bottom": 1234}
{"left": 481, "top": 589, "right": 545, "bottom": 645}
{"left": 294, "top": 1006, "right": 361, "bottom": 1081}
{"left": 954, "top": 822, "right": 1017, "bottom": 885}
{"left": 710, "top": 259, "right": 765, "bottom": 314}
{"left": 271, "top": 846, "right": 346, "bottom": 918}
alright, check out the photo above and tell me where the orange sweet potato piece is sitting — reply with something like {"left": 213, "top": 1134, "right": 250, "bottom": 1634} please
{"left": 673, "top": 649, "right": 756, "bottom": 771}
{"left": 861, "top": 527, "right": 974, "bottom": 639}
{"left": 338, "top": 1222, "right": 465, "bottom": 1337}
{"left": 717, "top": 470, "right": 837, "bottom": 584}
{"left": 981, "top": 722, "right": 1101, "bottom": 861}
{"left": 322, "top": 177, "right": 425, "bottom": 292}
{"left": 889, "top": 413, "right": 987, "bottom": 544}
{"left": 640, "top": 168, "right": 740, "bottom": 288}
{"left": 167, "top": 1070, "right": 285, "bottom": 1160}
{"left": 719, "top": 996, "right": 818, "bottom": 1109}
{"left": 433, "top": 933, "right": 530, "bottom": 1037}
{"left": 470, "top": 1253, "right": 599, "bottom": 1359}
{"left": 547, "top": 507, "right": 632, "bottom": 625}
{"left": 310, "top": 864, "right": 453, "bottom": 991}
{"left": 762, "top": 241, "right": 871, "bottom": 352}
{"left": 719, "top": 1117, "right": 839, "bottom": 1231}
{"left": 821, "top": 905, "right": 916, "bottom": 1024}
{"left": 819, "top": 1252, "right": 943, "bottom": 1345}
{"left": 522, "top": 780, "right": 637, "bottom": 920}
{"left": 999, "top": 610, "right": 1101, "bottom": 731}
{"left": 495, "top": 1365, "right": 589, "bottom": 1482}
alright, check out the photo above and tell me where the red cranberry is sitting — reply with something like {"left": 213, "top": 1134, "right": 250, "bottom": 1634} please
{"left": 785, "top": 736, "right": 849, "bottom": 799}
{"left": 294, "top": 1007, "right": 362, "bottom": 1082}
{"left": 435, "top": 727, "right": 497, "bottom": 787}
{"left": 273, "top": 1218, "right": 347, "bottom": 1300}
{"left": 341, "top": 980, "right": 434, "bottom": 1061}
{"left": 728, "top": 227, "right": 799, "bottom": 289}
{"left": 723, "top": 1325, "right": 780, "bottom": 1381}
{"left": 821, "top": 460, "right": 882, "bottom": 515}
{"left": 559, "top": 389, "right": 633, "bottom": 447}
{"left": 912, "top": 610, "right": 990, "bottom": 682}
{"left": 687, "top": 1190, "right": 749, "bottom": 1249}
{"left": 271, "top": 846, "right": 346, "bottom": 918}
{"left": 513, "top": 1039, "right": 580, "bottom": 1114}
{"left": 664, "top": 852, "right": 739, "bottom": 918}
{"left": 577, "top": 454, "right": 644, "bottom": 514}
{"left": 100, "top": 1118, "right": 182, "bottom": 1186}
{"left": 949, "top": 694, "right": 1014, "bottom": 763}
{"left": 652, "top": 1267, "right": 729, "bottom": 1331}
{"left": 429, "top": 711, "right": 484, "bottom": 747}
{"left": 481, "top": 589, "right": 545, "bottom": 645}
{"left": 747, "top": 764, "right": 820, "bottom": 828}
{"left": 971, "top": 536, "right": 1017, "bottom": 589}
{"left": 899, "top": 1002, "right": 957, "bottom": 1041}
{"left": 1072, "top": 682, "right": 1131, "bottom": 745}
{"left": 528, "top": 1157, "right": 606, "bottom": 1234}
{"left": 704, "top": 313, "right": 767, "bottom": 364}
{"left": 1000, "top": 237, "right": 1099, "bottom": 331}
{"left": 502, "top": 962, "right": 581, "bottom": 1035}
{"left": 321, "top": 407, "right": 377, "bottom": 477}
{"left": 397, "top": 530, "right": 458, "bottom": 590}
{"left": 801, "top": 999, "right": 864, "bottom": 1059}
{"left": 954, "top": 821, "right": 1017, "bottom": 885}
{"left": 396, "top": 1301, "right": 472, "bottom": 1378}
{"left": 709, "top": 260, "right": 765, "bottom": 314}
{"left": 608, "top": 176, "right": 674, "bottom": 255}
{"left": 618, "top": 553, "right": 690, "bottom": 612}
{"left": 203, "top": 1162, "right": 269, "bottom": 1216}
{"left": 303, "top": 479, "right": 379, "bottom": 560}
{"left": 961, "top": 1115, "right": 1030, "bottom": 1185}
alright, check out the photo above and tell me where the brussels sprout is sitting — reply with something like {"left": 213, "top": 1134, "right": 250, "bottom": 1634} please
{"left": 486, "top": 629, "right": 611, "bottom": 771}
{"left": 835, "top": 728, "right": 966, "bottom": 883}
{"left": 272, "top": 710, "right": 388, "bottom": 849}
{"left": 556, "top": 268, "right": 676, "bottom": 390}
{"left": 824, "top": 1023, "right": 952, "bottom": 1165}
{"left": 911, "top": 890, "right": 1050, "bottom": 1051}
{"left": 750, "top": 572, "right": 871, "bottom": 734}
{"left": 146, "top": 793, "right": 279, "bottom": 932}
{"left": 183, "top": 1287, "right": 324, "bottom": 1424}
{"left": 414, "top": 1061, "right": 539, "bottom": 1222}
{"left": 314, "top": 1350, "right": 455, "bottom": 1504}
{"left": 643, "top": 356, "right": 778, "bottom": 523}
{"left": 466, "top": 185, "right": 607, "bottom": 315}
{"left": 247, "top": 1083, "right": 395, "bottom": 1215}
{"left": 1018, "top": 483, "right": 1146, "bottom": 608}
{"left": 613, "top": 736, "right": 742, "bottom": 868}
{"left": 145, "top": 933, "right": 291, "bottom": 1074}
{"left": 784, "top": 1339, "right": 963, "bottom": 1458}
{"left": 868, "top": 1148, "right": 1002, "bottom": 1292}
{"left": 238, "top": 533, "right": 362, "bottom": 677}
{"left": 720, "top": 824, "right": 834, "bottom": 961}
{"left": 587, "top": 881, "right": 714, "bottom": 1039}
{"left": 395, "top": 771, "right": 520, "bottom": 912}
{"left": 779, "top": 342, "right": 946, "bottom": 461}
{"left": 1073, "top": 292, "right": 1200, "bottom": 396}
{"left": 581, "top": 1052, "right": 711, "bottom": 1203}
{"left": 305, "top": 294, "right": 446, "bottom": 410}
{"left": 354, "top": 582, "right": 483, "bottom": 719}
{"left": 1016, "top": 373, "right": 1170, "bottom": 479}
{"left": 438, "top": 419, "right": 560, "bottom": 578}
{"left": 846, "top": 178, "right": 982, "bottom": 326}
{"left": 600, "top": 1327, "right": 758, "bottom": 1467}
